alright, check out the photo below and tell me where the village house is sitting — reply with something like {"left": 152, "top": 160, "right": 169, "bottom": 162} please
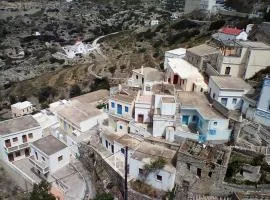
{"left": 185, "top": 44, "right": 219, "bottom": 71}
{"left": 61, "top": 41, "right": 94, "bottom": 59}
{"left": 29, "top": 135, "right": 70, "bottom": 177}
{"left": 50, "top": 90, "right": 109, "bottom": 135}
{"left": 207, "top": 41, "right": 270, "bottom": 79}
{"left": 208, "top": 76, "right": 252, "bottom": 110}
{"left": 127, "top": 66, "right": 163, "bottom": 88}
{"left": 130, "top": 141, "right": 176, "bottom": 191}
{"left": 173, "top": 92, "right": 232, "bottom": 143}
{"left": 164, "top": 48, "right": 186, "bottom": 70}
{"left": 176, "top": 140, "right": 231, "bottom": 194}
{"left": 0, "top": 115, "right": 42, "bottom": 162}
{"left": 253, "top": 76, "right": 270, "bottom": 127}
{"left": 212, "top": 27, "right": 248, "bottom": 42}
{"left": 151, "top": 84, "right": 177, "bottom": 138}
{"left": 108, "top": 86, "right": 139, "bottom": 134}
{"left": 11, "top": 101, "right": 35, "bottom": 118}
{"left": 165, "top": 58, "right": 208, "bottom": 92}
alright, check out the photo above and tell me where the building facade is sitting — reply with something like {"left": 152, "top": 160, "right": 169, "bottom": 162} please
{"left": 11, "top": 101, "right": 35, "bottom": 118}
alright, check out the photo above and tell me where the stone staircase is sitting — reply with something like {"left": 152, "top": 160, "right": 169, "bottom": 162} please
{"left": 187, "top": 193, "right": 231, "bottom": 200}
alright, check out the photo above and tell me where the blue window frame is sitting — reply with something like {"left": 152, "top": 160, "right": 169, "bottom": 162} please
{"left": 119, "top": 125, "right": 123, "bottom": 129}
{"left": 182, "top": 115, "right": 189, "bottom": 125}
{"left": 199, "top": 119, "right": 203, "bottom": 128}
{"left": 117, "top": 104, "right": 122, "bottom": 115}
{"left": 209, "top": 129, "right": 216, "bottom": 135}
{"left": 111, "top": 102, "right": 115, "bottom": 108}
{"left": 125, "top": 106, "right": 129, "bottom": 112}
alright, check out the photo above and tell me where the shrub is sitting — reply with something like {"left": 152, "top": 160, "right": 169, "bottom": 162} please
{"left": 38, "top": 86, "right": 56, "bottom": 103}
{"left": 209, "top": 20, "right": 226, "bottom": 31}
{"left": 69, "top": 84, "right": 81, "bottom": 98}
{"left": 90, "top": 78, "right": 110, "bottom": 92}
{"left": 94, "top": 193, "right": 113, "bottom": 200}
{"left": 171, "top": 19, "right": 198, "bottom": 30}
{"left": 108, "top": 66, "right": 117, "bottom": 74}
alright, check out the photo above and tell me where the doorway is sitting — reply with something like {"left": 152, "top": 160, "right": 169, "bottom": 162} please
{"left": 138, "top": 114, "right": 144, "bottom": 123}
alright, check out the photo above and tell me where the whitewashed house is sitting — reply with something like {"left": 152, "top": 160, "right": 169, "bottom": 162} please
{"left": 212, "top": 27, "right": 248, "bottom": 41}
{"left": 165, "top": 58, "right": 208, "bottom": 92}
{"left": 127, "top": 66, "right": 163, "bottom": 88}
{"left": 152, "top": 84, "right": 177, "bottom": 138}
{"left": 0, "top": 116, "right": 42, "bottom": 162}
{"left": 29, "top": 135, "right": 70, "bottom": 177}
{"left": 254, "top": 76, "right": 270, "bottom": 127}
{"left": 62, "top": 41, "right": 94, "bottom": 59}
{"left": 108, "top": 86, "right": 139, "bottom": 134}
{"left": 50, "top": 90, "right": 109, "bottom": 135}
{"left": 173, "top": 92, "right": 232, "bottom": 143}
{"left": 164, "top": 48, "right": 186, "bottom": 70}
{"left": 130, "top": 142, "right": 176, "bottom": 191}
{"left": 208, "top": 76, "right": 252, "bottom": 110}
{"left": 11, "top": 101, "right": 35, "bottom": 118}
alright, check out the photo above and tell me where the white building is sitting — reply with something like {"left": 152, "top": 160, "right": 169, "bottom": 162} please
{"left": 164, "top": 48, "right": 186, "bottom": 70}
{"left": 208, "top": 76, "right": 252, "bottom": 110}
{"left": 127, "top": 66, "right": 163, "bottom": 88}
{"left": 150, "top": 20, "right": 159, "bottom": 26}
{"left": 213, "top": 27, "right": 248, "bottom": 41}
{"left": 50, "top": 90, "right": 109, "bottom": 135}
{"left": 130, "top": 142, "right": 176, "bottom": 191}
{"left": 165, "top": 58, "right": 208, "bottom": 92}
{"left": 29, "top": 135, "right": 70, "bottom": 177}
{"left": 0, "top": 116, "right": 42, "bottom": 162}
{"left": 152, "top": 84, "right": 177, "bottom": 138}
{"left": 254, "top": 76, "right": 270, "bottom": 127}
{"left": 62, "top": 41, "right": 94, "bottom": 59}
{"left": 11, "top": 101, "right": 35, "bottom": 118}
{"left": 109, "top": 86, "right": 139, "bottom": 134}
{"left": 209, "top": 41, "right": 270, "bottom": 79}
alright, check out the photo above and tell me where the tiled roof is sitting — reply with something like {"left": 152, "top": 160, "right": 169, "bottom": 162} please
{"left": 219, "top": 27, "right": 242, "bottom": 36}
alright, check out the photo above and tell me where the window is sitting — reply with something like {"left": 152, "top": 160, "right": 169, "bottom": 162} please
{"left": 119, "top": 125, "right": 123, "bottom": 130}
{"left": 197, "top": 168, "right": 202, "bottom": 178}
{"left": 213, "top": 93, "right": 216, "bottom": 99}
{"left": 121, "top": 148, "right": 125, "bottom": 154}
{"left": 268, "top": 102, "right": 270, "bottom": 111}
{"left": 208, "top": 171, "right": 212, "bottom": 178}
{"left": 58, "top": 156, "right": 63, "bottom": 162}
{"left": 199, "top": 119, "right": 203, "bottom": 128}
{"left": 111, "top": 102, "right": 115, "bottom": 108}
{"left": 146, "top": 86, "right": 151, "bottom": 91}
{"left": 136, "top": 75, "right": 138, "bottom": 79}
{"left": 200, "top": 88, "right": 203, "bottom": 92}
{"left": 156, "top": 175, "right": 162, "bottom": 181}
{"left": 35, "top": 151, "right": 38, "bottom": 160}
{"left": 15, "top": 151, "right": 21, "bottom": 157}
{"left": 28, "top": 133, "right": 33, "bottom": 139}
{"left": 225, "top": 66, "right": 231, "bottom": 75}
{"left": 5, "top": 139, "right": 11, "bottom": 147}
{"left": 125, "top": 106, "right": 129, "bottom": 112}
{"left": 187, "top": 163, "right": 191, "bottom": 171}
{"left": 12, "top": 137, "right": 18, "bottom": 142}
{"left": 221, "top": 98, "right": 228, "bottom": 106}
{"left": 214, "top": 122, "right": 217, "bottom": 126}
{"left": 139, "top": 168, "right": 143, "bottom": 175}
{"left": 42, "top": 157, "right": 45, "bottom": 161}
{"left": 232, "top": 98, "right": 237, "bottom": 104}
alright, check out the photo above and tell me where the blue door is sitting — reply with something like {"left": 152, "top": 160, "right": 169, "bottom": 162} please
{"left": 182, "top": 115, "right": 189, "bottom": 125}
{"left": 117, "top": 104, "right": 122, "bottom": 115}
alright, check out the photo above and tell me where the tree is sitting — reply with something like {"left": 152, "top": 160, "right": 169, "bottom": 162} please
{"left": 69, "top": 84, "right": 81, "bottom": 98}
{"left": 29, "top": 180, "right": 56, "bottom": 200}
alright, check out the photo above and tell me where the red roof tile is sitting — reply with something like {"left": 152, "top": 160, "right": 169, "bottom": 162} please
{"left": 219, "top": 27, "right": 243, "bottom": 35}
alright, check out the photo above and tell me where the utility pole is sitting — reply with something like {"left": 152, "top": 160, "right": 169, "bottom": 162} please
{"left": 124, "top": 146, "right": 128, "bottom": 200}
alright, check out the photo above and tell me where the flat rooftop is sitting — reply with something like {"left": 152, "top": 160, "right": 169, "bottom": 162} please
{"left": 136, "top": 95, "right": 153, "bottom": 104}
{"left": 11, "top": 101, "right": 32, "bottom": 109}
{"left": 180, "top": 140, "right": 230, "bottom": 166}
{"left": 166, "top": 48, "right": 186, "bottom": 56}
{"left": 210, "top": 76, "right": 252, "bottom": 91}
{"left": 111, "top": 88, "right": 139, "bottom": 104}
{"left": 162, "top": 97, "right": 175, "bottom": 103}
{"left": 237, "top": 41, "right": 270, "bottom": 49}
{"left": 71, "top": 89, "right": 109, "bottom": 104}
{"left": 152, "top": 83, "right": 175, "bottom": 95}
{"left": 187, "top": 44, "right": 219, "bottom": 56}
{"left": 0, "top": 115, "right": 40, "bottom": 136}
{"left": 168, "top": 58, "right": 203, "bottom": 79}
{"left": 178, "top": 92, "right": 225, "bottom": 119}
{"left": 131, "top": 141, "right": 176, "bottom": 173}
{"left": 115, "top": 134, "right": 142, "bottom": 149}
{"left": 32, "top": 135, "right": 67, "bottom": 156}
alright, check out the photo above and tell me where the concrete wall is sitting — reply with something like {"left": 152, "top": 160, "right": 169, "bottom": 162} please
{"left": 80, "top": 113, "right": 108, "bottom": 132}
{"left": 11, "top": 105, "right": 34, "bottom": 118}
{"left": 49, "top": 147, "right": 70, "bottom": 173}
{"left": 153, "top": 118, "right": 174, "bottom": 137}
{"left": 161, "top": 101, "right": 176, "bottom": 116}
{"left": 109, "top": 99, "right": 134, "bottom": 119}
{"left": 135, "top": 102, "right": 152, "bottom": 123}
{"left": 129, "top": 157, "right": 176, "bottom": 191}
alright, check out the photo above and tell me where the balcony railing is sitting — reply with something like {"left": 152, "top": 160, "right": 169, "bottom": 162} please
{"left": 29, "top": 156, "right": 49, "bottom": 174}
{"left": 4, "top": 142, "right": 29, "bottom": 153}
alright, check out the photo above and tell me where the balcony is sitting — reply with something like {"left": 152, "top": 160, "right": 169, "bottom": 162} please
{"left": 4, "top": 142, "right": 29, "bottom": 153}
{"left": 29, "top": 156, "right": 50, "bottom": 174}
{"left": 107, "top": 110, "right": 133, "bottom": 121}
{"left": 127, "top": 78, "right": 141, "bottom": 88}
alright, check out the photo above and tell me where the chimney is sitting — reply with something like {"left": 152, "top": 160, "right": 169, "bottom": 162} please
{"left": 118, "top": 84, "right": 122, "bottom": 93}
{"left": 141, "top": 65, "right": 144, "bottom": 74}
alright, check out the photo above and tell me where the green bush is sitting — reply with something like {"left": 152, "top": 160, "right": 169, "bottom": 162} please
{"left": 208, "top": 20, "right": 225, "bottom": 31}
{"left": 94, "top": 193, "right": 113, "bottom": 200}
